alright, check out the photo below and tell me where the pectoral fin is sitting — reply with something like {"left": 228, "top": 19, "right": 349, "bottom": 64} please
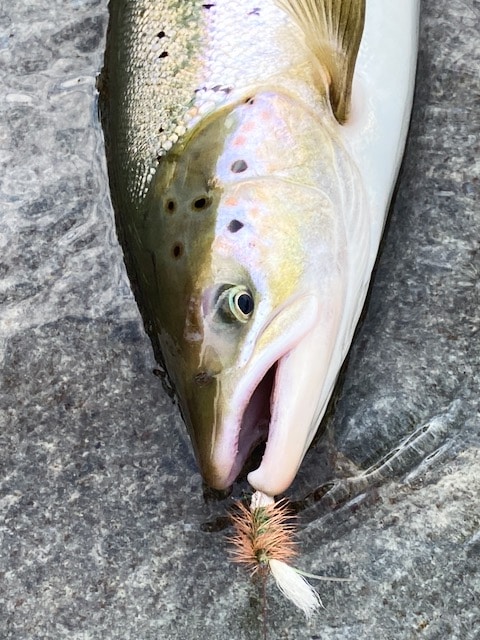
{"left": 276, "top": 0, "right": 366, "bottom": 123}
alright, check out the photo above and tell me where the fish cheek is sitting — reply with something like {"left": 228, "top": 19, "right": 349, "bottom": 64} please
{"left": 138, "top": 99, "right": 250, "bottom": 348}
{"left": 139, "top": 150, "right": 220, "bottom": 349}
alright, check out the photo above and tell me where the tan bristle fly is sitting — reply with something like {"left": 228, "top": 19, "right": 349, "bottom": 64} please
{"left": 228, "top": 498, "right": 297, "bottom": 573}
{"left": 228, "top": 491, "right": 323, "bottom": 619}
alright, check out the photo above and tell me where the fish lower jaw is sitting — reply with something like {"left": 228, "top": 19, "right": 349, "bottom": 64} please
{"left": 209, "top": 362, "right": 278, "bottom": 490}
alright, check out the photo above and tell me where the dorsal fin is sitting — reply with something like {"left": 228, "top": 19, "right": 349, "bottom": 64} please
{"left": 276, "top": 0, "right": 365, "bottom": 124}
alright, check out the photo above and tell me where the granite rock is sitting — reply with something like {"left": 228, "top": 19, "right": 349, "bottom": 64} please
{"left": 0, "top": 2, "right": 478, "bottom": 639}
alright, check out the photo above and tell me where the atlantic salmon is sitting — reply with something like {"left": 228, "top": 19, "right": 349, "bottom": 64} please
{"left": 99, "top": 0, "right": 419, "bottom": 497}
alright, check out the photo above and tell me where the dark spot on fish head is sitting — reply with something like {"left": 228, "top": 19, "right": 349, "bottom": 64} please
{"left": 157, "top": 31, "right": 166, "bottom": 39}
{"left": 192, "top": 196, "right": 211, "bottom": 211}
{"left": 159, "top": 51, "right": 169, "bottom": 59}
{"left": 194, "top": 371, "right": 214, "bottom": 386}
{"left": 172, "top": 242, "right": 183, "bottom": 259}
{"left": 228, "top": 219, "right": 244, "bottom": 233}
{"left": 165, "top": 199, "right": 176, "bottom": 213}
{"left": 231, "top": 159, "right": 248, "bottom": 173}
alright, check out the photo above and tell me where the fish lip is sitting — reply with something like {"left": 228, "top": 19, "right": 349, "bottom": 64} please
{"left": 220, "top": 360, "right": 279, "bottom": 488}
{"left": 209, "top": 293, "right": 319, "bottom": 489}
{"left": 216, "top": 360, "right": 283, "bottom": 489}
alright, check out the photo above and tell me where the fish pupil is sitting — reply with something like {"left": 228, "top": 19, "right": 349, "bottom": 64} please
{"left": 237, "top": 293, "right": 254, "bottom": 316}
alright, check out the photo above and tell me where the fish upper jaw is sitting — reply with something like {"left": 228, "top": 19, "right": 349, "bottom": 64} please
{"left": 201, "top": 292, "right": 320, "bottom": 490}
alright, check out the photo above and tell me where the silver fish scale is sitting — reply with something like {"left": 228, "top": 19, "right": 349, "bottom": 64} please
{"left": 110, "top": 0, "right": 205, "bottom": 204}
{"left": 106, "top": 0, "right": 303, "bottom": 205}
{"left": 186, "top": 1, "right": 295, "bottom": 129}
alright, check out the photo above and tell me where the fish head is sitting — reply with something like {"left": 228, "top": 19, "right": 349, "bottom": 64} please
{"left": 141, "top": 92, "right": 351, "bottom": 495}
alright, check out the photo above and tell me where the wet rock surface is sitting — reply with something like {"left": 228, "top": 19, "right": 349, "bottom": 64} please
{"left": 0, "top": 2, "right": 478, "bottom": 639}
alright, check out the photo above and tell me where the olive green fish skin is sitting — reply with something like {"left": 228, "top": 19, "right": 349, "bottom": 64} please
{"left": 100, "top": 1, "right": 368, "bottom": 493}
{"left": 100, "top": 1, "right": 207, "bottom": 390}
{"left": 141, "top": 108, "right": 234, "bottom": 484}
{"left": 102, "top": 1, "right": 205, "bottom": 205}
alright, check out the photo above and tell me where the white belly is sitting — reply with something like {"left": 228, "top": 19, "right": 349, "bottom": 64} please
{"left": 343, "top": 0, "right": 420, "bottom": 253}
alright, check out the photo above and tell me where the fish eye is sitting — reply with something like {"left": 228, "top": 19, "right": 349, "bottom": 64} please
{"left": 230, "top": 289, "right": 254, "bottom": 319}
{"left": 216, "top": 286, "right": 254, "bottom": 323}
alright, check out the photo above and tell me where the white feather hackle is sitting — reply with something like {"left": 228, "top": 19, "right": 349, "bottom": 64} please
{"left": 251, "top": 490, "right": 275, "bottom": 510}
{"left": 269, "top": 558, "right": 323, "bottom": 617}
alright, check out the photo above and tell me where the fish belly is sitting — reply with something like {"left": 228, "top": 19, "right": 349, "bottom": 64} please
{"left": 343, "top": 0, "right": 420, "bottom": 253}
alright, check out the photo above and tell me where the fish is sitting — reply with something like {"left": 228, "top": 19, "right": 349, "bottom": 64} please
{"left": 99, "top": 0, "right": 419, "bottom": 498}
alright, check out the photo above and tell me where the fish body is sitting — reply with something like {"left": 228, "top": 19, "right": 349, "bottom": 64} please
{"left": 100, "top": 1, "right": 419, "bottom": 496}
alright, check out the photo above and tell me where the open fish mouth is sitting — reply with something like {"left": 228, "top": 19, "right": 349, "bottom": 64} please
{"left": 208, "top": 292, "right": 320, "bottom": 491}
{"left": 224, "top": 362, "right": 279, "bottom": 487}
